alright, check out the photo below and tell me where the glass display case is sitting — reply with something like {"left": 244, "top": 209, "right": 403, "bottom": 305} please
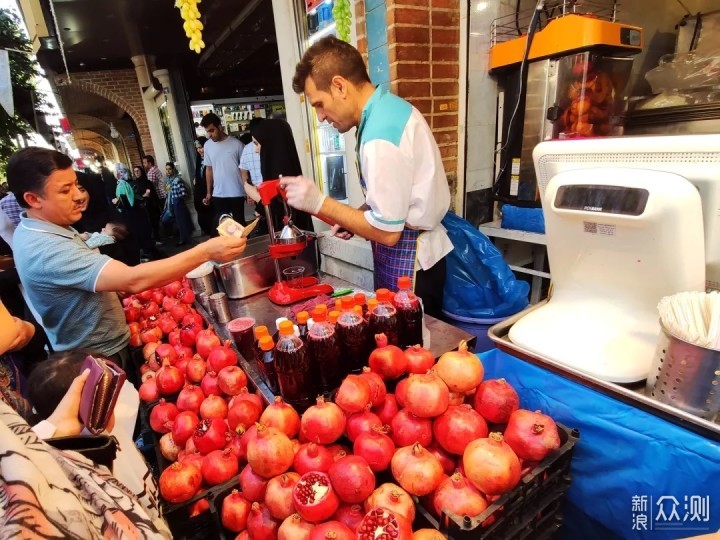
{"left": 191, "top": 97, "right": 286, "bottom": 139}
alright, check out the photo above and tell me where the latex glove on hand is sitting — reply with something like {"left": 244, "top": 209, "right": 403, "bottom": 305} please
{"left": 279, "top": 176, "right": 326, "bottom": 215}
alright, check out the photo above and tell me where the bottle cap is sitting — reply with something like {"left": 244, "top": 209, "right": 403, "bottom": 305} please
{"left": 329, "top": 310, "right": 340, "bottom": 324}
{"left": 376, "top": 288, "right": 390, "bottom": 302}
{"left": 316, "top": 304, "right": 328, "bottom": 313}
{"left": 255, "top": 325, "right": 269, "bottom": 340}
{"left": 297, "top": 311, "right": 310, "bottom": 324}
{"left": 279, "top": 320, "right": 294, "bottom": 336}
{"left": 335, "top": 299, "right": 343, "bottom": 311}
{"left": 259, "top": 336, "right": 274, "bottom": 351}
{"left": 352, "top": 305, "right": 363, "bottom": 316}
{"left": 312, "top": 305, "right": 327, "bottom": 322}
{"left": 398, "top": 276, "right": 412, "bottom": 290}
{"left": 354, "top": 293, "right": 366, "bottom": 306}
{"left": 367, "top": 298, "right": 378, "bottom": 312}
{"left": 341, "top": 297, "right": 354, "bottom": 310}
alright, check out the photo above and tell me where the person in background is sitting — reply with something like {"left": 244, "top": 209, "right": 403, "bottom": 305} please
{"left": 0, "top": 191, "right": 22, "bottom": 227}
{"left": 193, "top": 136, "right": 214, "bottom": 236}
{"left": 283, "top": 36, "right": 451, "bottom": 317}
{"left": 200, "top": 112, "right": 247, "bottom": 230}
{"left": 165, "top": 162, "right": 194, "bottom": 246}
{"left": 132, "top": 165, "right": 162, "bottom": 240}
{"left": 240, "top": 118, "right": 264, "bottom": 188}
{"left": 114, "top": 163, "right": 156, "bottom": 259}
{"left": 249, "top": 118, "right": 314, "bottom": 234}
{"left": 99, "top": 165, "right": 117, "bottom": 206}
{"left": 8, "top": 147, "right": 247, "bottom": 371}
{"left": 143, "top": 154, "right": 166, "bottom": 242}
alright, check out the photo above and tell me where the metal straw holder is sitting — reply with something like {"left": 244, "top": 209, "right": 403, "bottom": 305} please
{"left": 186, "top": 262, "right": 218, "bottom": 296}
{"left": 197, "top": 291, "right": 211, "bottom": 312}
{"left": 208, "top": 292, "right": 231, "bottom": 323}
{"left": 646, "top": 323, "right": 720, "bottom": 420}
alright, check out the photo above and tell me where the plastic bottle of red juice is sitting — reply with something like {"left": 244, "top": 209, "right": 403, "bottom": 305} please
{"left": 275, "top": 320, "right": 314, "bottom": 411}
{"left": 393, "top": 276, "right": 424, "bottom": 348}
{"left": 369, "top": 288, "right": 399, "bottom": 346}
{"left": 307, "top": 305, "right": 342, "bottom": 393}
{"left": 257, "top": 336, "right": 279, "bottom": 394}
{"left": 336, "top": 297, "right": 368, "bottom": 374}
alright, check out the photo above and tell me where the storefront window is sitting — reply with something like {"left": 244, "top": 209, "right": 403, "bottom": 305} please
{"left": 158, "top": 102, "right": 176, "bottom": 162}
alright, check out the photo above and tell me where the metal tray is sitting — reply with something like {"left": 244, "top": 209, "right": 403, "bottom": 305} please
{"left": 488, "top": 303, "right": 720, "bottom": 441}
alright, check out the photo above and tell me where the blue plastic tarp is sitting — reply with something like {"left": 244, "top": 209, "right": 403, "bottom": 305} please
{"left": 501, "top": 204, "right": 545, "bottom": 234}
{"left": 441, "top": 212, "right": 529, "bottom": 319}
{"left": 480, "top": 348, "right": 720, "bottom": 540}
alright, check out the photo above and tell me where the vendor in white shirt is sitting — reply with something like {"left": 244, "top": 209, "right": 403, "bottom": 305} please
{"left": 280, "top": 36, "right": 452, "bottom": 317}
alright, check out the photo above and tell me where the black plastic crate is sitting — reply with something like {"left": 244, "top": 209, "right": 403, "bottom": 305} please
{"left": 417, "top": 423, "right": 579, "bottom": 540}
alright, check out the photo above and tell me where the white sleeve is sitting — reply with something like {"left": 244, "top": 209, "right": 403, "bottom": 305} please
{"left": 202, "top": 142, "right": 213, "bottom": 167}
{"left": 239, "top": 146, "right": 250, "bottom": 171}
{"left": 362, "top": 140, "right": 413, "bottom": 233}
{"left": 32, "top": 420, "right": 56, "bottom": 439}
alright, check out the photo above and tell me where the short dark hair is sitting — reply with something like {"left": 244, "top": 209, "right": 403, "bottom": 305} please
{"left": 248, "top": 117, "right": 264, "bottom": 131}
{"left": 142, "top": 155, "right": 155, "bottom": 165}
{"left": 7, "top": 147, "right": 73, "bottom": 208}
{"left": 107, "top": 222, "right": 128, "bottom": 241}
{"left": 201, "top": 112, "right": 222, "bottom": 129}
{"left": 292, "top": 36, "right": 371, "bottom": 94}
{"left": 165, "top": 161, "right": 176, "bottom": 170}
{"left": 28, "top": 349, "right": 93, "bottom": 420}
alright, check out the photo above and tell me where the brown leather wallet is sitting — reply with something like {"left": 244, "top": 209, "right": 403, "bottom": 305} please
{"left": 79, "top": 355, "right": 126, "bottom": 435}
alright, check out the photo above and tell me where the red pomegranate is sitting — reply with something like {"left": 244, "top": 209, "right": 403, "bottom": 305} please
{"left": 180, "top": 324, "right": 201, "bottom": 348}
{"left": 359, "top": 367, "right": 387, "bottom": 408}
{"left": 345, "top": 406, "right": 382, "bottom": 442}
{"left": 293, "top": 442, "right": 334, "bottom": 475}
{"left": 335, "top": 374, "right": 372, "bottom": 414}
{"left": 390, "top": 409, "right": 432, "bottom": 447}
{"left": 246, "top": 424, "right": 295, "bottom": 478}
{"left": 156, "top": 361, "right": 184, "bottom": 396}
{"left": 278, "top": 514, "right": 313, "bottom": 540}
{"left": 404, "top": 370, "right": 450, "bottom": 418}
{"left": 473, "top": 378, "right": 520, "bottom": 424}
{"left": 177, "top": 287, "right": 195, "bottom": 304}
{"left": 309, "top": 521, "right": 355, "bottom": 540}
{"left": 404, "top": 344, "right": 435, "bottom": 374}
{"left": 264, "top": 472, "right": 301, "bottom": 521}
{"left": 187, "top": 496, "right": 209, "bottom": 518}
{"left": 435, "top": 341, "right": 484, "bottom": 393}
{"left": 391, "top": 442, "right": 444, "bottom": 497}
{"left": 201, "top": 448, "right": 239, "bottom": 485}
{"left": 163, "top": 280, "right": 182, "bottom": 298}
{"left": 432, "top": 404, "right": 489, "bottom": 455}
{"left": 143, "top": 341, "right": 160, "bottom": 363}
{"left": 395, "top": 378, "right": 408, "bottom": 408}
{"left": 353, "top": 425, "right": 395, "bottom": 472}
{"left": 503, "top": 409, "right": 561, "bottom": 461}
{"left": 327, "top": 443, "right": 350, "bottom": 461}
{"left": 200, "top": 371, "right": 221, "bottom": 397}
{"left": 357, "top": 507, "right": 413, "bottom": 540}
{"left": 221, "top": 490, "right": 251, "bottom": 533}
{"left": 463, "top": 432, "right": 521, "bottom": 496}
{"left": 368, "top": 334, "right": 407, "bottom": 380}
{"left": 427, "top": 442, "right": 457, "bottom": 476}
{"left": 217, "top": 365, "right": 248, "bottom": 395}
{"left": 292, "top": 471, "right": 339, "bottom": 523}
{"left": 139, "top": 378, "right": 159, "bottom": 403}
{"left": 176, "top": 385, "right": 204, "bottom": 414}
{"left": 199, "top": 394, "right": 228, "bottom": 420}
{"left": 229, "top": 387, "right": 264, "bottom": 410}
{"left": 192, "top": 418, "right": 227, "bottom": 455}
{"left": 372, "top": 393, "right": 399, "bottom": 425}
{"left": 247, "top": 503, "right": 279, "bottom": 540}
{"left": 432, "top": 472, "right": 488, "bottom": 518}
{"left": 195, "top": 329, "right": 221, "bottom": 359}
{"left": 179, "top": 451, "right": 203, "bottom": 471}
{"left": 170, "top": 302, "right": 190, "bottom": 323}
{"left": 259, "top": 397, "right": 301, "bottom": 438}
{"left": 185, "top": 355, "right": 207, "bottom": 383}
{"left": 300, "top": 396, "right": 346, "bottom": 445}
{"left": 413, "top": 529, "right": 448, "bottom": 539}
{"left": 171, "top": 411, "right": 200, "bottom": 446}
{"left": 364, "top": 483, "right": 415, "bottom": 522}
{"left": 329, "top": 455, "right": 376, "bottom": 504}
{"left": 228, "top": 399, "right": 262, "bottom": 432}
{"left": 207, "top": 341, "right": 238, "bottom": 372}
{"left": 158, "top": 461, "right": 202, "bottom": 503}
{"left": 239, "top": 463, "right": 269, "bottom": 502}
{"left": 150, "top": 400, "right": 178, "bottom": 434}
{"left": 334, "top": 504, "right": 365, "bottom": 533}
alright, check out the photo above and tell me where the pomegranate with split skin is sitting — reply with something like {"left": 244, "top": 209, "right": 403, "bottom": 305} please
{"left": 357, "top": 507, "right": 413, "bottom": 540}
{"left": 291, "top": 471, "right": 340, "bottom": 523}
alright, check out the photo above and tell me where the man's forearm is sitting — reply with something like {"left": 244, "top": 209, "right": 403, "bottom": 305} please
{"left": 96, "top": 244, "right": 211, "bottom": 293}
{"left": 205, "top": 167, "right": 214, "bottom": 199}
{"left": 319, "top": 198, "right": 401, "bottom": 246}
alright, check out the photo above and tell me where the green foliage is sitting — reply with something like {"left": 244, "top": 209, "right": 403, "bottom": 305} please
{"left": 332, "top": 0, "right": 352, "bottom": 43}
{"left": 0, "top": 9, "right": 44, "bottom": 174}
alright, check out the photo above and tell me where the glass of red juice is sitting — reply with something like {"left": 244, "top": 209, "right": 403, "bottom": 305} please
{"left": 227, "top": 317, "right": 256, "bottom": 360}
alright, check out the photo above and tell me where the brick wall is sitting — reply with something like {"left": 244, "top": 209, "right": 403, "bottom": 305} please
{"left": 56, "top": 69, "right": 154, "bottom": 159}
{"left": 355, "top": 0, "right": 461, "bottom": 204}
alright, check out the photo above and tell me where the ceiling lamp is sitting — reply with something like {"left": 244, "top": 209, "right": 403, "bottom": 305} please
{"left": 109, "top": 123, "right": 119, "bottom": 139}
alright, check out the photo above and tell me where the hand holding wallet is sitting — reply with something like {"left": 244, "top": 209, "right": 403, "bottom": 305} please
{"left": 79, "top": 356, "right": 126, "bottom": 435}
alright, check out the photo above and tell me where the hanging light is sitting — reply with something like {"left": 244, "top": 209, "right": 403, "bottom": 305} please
{"left": 109, "top": 123, "right": 119, "bottom": 139}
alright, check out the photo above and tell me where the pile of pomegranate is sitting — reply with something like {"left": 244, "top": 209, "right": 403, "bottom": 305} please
{"left": 131, "top": 285, "right": 563, "bottom": 538}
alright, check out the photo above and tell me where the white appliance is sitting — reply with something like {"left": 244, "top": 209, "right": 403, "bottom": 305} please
{"left": 509, "top": 134, "right": 720, "bottom": 383}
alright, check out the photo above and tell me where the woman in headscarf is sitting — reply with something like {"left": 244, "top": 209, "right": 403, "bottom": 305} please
{"left": 250, "top": 118, "right": 315, "bottom": 233}
{"left": 114, "top": 163, "right": 155, "bottom": 257}
{"left": 193, "top": 136, "right": 214, "bottom": 236}
{"left": 165, "top": 162, "right": 194, "bottom": 246}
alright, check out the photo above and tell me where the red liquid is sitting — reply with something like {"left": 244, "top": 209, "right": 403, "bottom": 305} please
{"left": 257, "top": 350, "right": 279, "bottom": 394}
{"left": 369, "top": 304, "right": 399, "bottom": 347}
{"left": 228, "top": 318, "right": 256, "bottom": 361}
{"left": 337, "top": 318, "right": 369, "bottom": 374}
{"left": 308, "top": 330, "right": 342, "bottom": 393}
{"left": 396, "top": 300, "right": 423, "bottom": 348}
{"left": 275, "top": 340, "right": 314, "bottom": 411}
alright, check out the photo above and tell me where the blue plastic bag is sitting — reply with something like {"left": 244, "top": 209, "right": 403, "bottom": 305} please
{"left": 501, "top": 204, "right": 545, "bottom": 233}
{"left": 441, "top": 212, "right": 529, "bottom": 318}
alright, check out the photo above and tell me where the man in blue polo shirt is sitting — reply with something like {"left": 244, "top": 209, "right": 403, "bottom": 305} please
{"left": 281, "top": 36, "right": 452, "bottom": 317}
{"left": 9, "top": 148, "right": 247, "bottom": 369}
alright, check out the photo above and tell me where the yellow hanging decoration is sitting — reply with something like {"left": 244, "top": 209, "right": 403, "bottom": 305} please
{"left": 175, "top": 0, "right": 205, "bottom": 54}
